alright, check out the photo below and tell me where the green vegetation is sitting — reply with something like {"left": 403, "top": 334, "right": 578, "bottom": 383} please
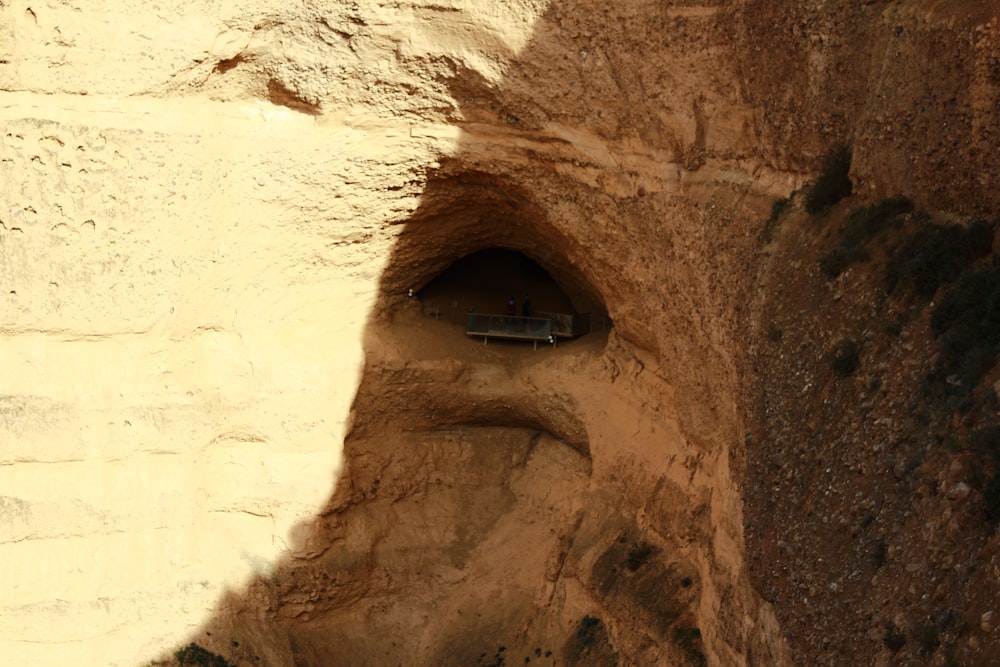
{"left": 881, "top": 213, "right": 1000, "bottom": 524}
{"left": 819, "top": 244, "right": 869, "bottom": 280}
{"left": 915, "top": 621, "right": 941, "bottom": 655}
{"left": 886, "top": 218, "right": 994, "bottom": 297}
{"left": 929, "top": 257, "right": 1000, "bottom": 386}
{"left": 625, "top": 541, "right": 657, "bottom": 571}
{"left": 984, "top": 472, "right": 1000, "bottom": 522}
{"left": 174, "top": 643, "right": 234, "bottom": 667}
{"left": 872, "top": 537, "right": 888, "bottom": 568}
{"left": 819, "top": 197, "right": 913, "bottom": 279}
{"left": 769, "top": 196, "right": 790, "bottom": 223}
{"left": 672, "top": 627, "right": 707, "bottom": 667}
{"left": 916, "top": 612, "right": 958, "bottom": 658}
{"left": 841, "top": 197, "right": 913, "bottom": 247}
{"left": 577, "top": 616, "right": 600, "bottom": 644}
{"left": 919, "top": 232, "right": 1000, "bottom": 524}
{"left": 967, "top": 426, "right": 1000, "bottom": 520}
{"left": 883, "top": 623, "right": 907, "bottom": 653}
{"left": 829, "top": 338, "right": 860, "bottom": 377}
{"left": 567, "top": 615, "right": 609, "bottom": 664}
{"left": 478, "top": 645, "right": 508, "bottom": 667}
{"left": 813, "top": 194, "right": 996, "bottom": 391}
{"left": 805, "top": 143, "right": 852, "bottom": 214}
{"left": 807, "top": 187, "right": 1000, "bottom": 525}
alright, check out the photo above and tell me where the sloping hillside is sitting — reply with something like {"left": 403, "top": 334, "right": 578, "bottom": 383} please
{"left": 746, "top": 164, "right": 1000, "bottom": 665}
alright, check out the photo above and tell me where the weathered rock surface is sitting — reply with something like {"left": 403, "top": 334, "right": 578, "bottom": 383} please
{"left": 1, "top": 1, "right": 997, "bottom": 666}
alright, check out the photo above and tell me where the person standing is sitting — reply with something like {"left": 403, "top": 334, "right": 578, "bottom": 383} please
{"left": 521, "top": 295, "right": 531, "bottom": 318}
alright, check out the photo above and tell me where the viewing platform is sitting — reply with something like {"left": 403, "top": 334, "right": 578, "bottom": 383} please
{"left": 465, "top": 312, "right": 591, "bottom": 348}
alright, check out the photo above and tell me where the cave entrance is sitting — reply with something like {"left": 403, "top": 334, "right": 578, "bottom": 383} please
{"left": 416, "top": 248, "right": 596, "bottom": 345}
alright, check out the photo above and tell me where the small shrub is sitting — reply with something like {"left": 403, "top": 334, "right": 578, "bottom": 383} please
{"left": 959, "top": 346, "right": 997, "bottom": 389}
{"left": 673, "top": 627, "right": 707, "bottom": 667}
{"left": 768, "top": 197, "right": 790, "bottom": 225}
{"left": 574, "top": 615, "right": 602, "bottom": 652}
{"left": 961, "top": 218, "right": 996, "bottom": 257}
{"left": 829, "top": 338, "right": 860, "bottom": 376}
{"left": 914, "top": 621, "right": 941, "bottom": 655}
{"left": 872, "top": 537, "right": 888, "bottom": 568}
{"left": 934, "top": 330, "right": 991, "bottom": 392}
{"left": 887, "top": 219, "right": 996, "bottom": 298}
{"left": 883, "top": 623, "right": 906, "bottom": 653}
{"left": 943, "top": 644, "right": 963, "bottom": 667}
{"left": 929, "top": 259, "right": 1000, "bottom": 389}
{"left": 174, "top": 643, "right": 234, "bottom": 667}
{"left": 931, "top": 259, "right": 1000, "bottom": 336}
{"left": 840, "top": 197, "right": 913, "bottom": 247}
{"left": 625, "top": 542, "right": 657, "bottom": 571}
{"left": 819, "top": 244, "right": 869, "bottom": 279}
{"left": 805, "top": 143, "right": 852, "bottom": 214}
{"left": 984, "top": 472, "right": 1000, "bottom": 521}
{"left": 816, "top": 196, "right": 911, "bottom": 278}
{"left": 968, "top": 425, "right": 1000, "bottom": 457}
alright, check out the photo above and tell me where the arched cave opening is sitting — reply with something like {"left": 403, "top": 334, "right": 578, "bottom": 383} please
{"left": 377, "top": 169, "right": 611, "bottom": 343}
{"left": 417, "top": 248, "right": 572, "bottom": 321}
{"left": 414, "top": 247, "right": 609, "bottom": 346}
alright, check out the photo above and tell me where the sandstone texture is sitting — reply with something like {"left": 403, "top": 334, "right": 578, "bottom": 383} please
{"left": 1, "top": 1, "right": 998, "bottom": 666}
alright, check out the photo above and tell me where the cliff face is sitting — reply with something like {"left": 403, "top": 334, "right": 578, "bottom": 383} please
{"left": 1, "top": 1, "right": 997, "bottom": 666}
{"left": 738, "top": 0, "right": 1000, "bottom": 215}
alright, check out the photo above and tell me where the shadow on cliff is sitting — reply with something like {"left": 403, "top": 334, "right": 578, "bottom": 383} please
{"left": 160, "top": 1, "right": 1000, "bottom": 665}
{"left": 158, "top": 2, "right": 748, "bottom": 665}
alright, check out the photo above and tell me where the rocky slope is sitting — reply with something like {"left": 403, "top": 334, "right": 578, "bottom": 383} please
{"left": 746, "top": 189, "right": 1000, "bottom": 666}
{"left": 1, "top": 1, "right": 998, "bottom": 666}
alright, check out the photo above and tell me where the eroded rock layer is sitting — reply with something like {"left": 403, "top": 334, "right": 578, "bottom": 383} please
{"left": 1, "top": 1, "right": 997, "bottom": 665}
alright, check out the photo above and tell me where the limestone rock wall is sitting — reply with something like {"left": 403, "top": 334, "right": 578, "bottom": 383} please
{"left": 738, "top": 0, "right": 1000, "bottom": 214}
{"left": 0, "top": 4, "right": 455, "bottom": 663}
{"left": 1, "top": 0, "right": 996, "bottom": 665}
{"left": 0, "top": 96, "right": 434, "bottom": 664}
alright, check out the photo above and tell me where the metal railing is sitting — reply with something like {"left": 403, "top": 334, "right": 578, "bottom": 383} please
{"left": 538, "top": 311, "right": 591, "bottom": 337}
{"left": 466, "top": 313, "right": 553, "bottom": 340}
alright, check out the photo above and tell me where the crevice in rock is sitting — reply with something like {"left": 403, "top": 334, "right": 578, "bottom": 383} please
{"left": 214, "top": 55, "right": 244, "bottom": 74}
{"left": 266, "top": 78, "right": 321, "bottom": 115}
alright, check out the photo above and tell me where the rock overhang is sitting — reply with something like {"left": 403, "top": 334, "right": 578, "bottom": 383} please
{"left": 378, "top": 167, "right": 610, "bottom": 324}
